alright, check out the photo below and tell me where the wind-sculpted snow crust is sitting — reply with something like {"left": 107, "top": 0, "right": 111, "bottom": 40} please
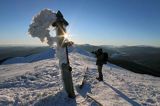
{"left": 0, "top": 49, "right": 160, "bottom": 106}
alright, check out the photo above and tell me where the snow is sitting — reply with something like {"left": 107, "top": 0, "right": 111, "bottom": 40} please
{"left": 28, "top": 9, "right": 57, "bottom": 46}
{"left": 2, "top": 49, "right": 55, "bottom": 65}
{"left": 0, "top": 47, "right": 160, "bottom": 106}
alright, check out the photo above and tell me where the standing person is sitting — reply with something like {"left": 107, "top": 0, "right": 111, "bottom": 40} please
{"left": 92, "top": 48, "right": 108, "bottom": 81}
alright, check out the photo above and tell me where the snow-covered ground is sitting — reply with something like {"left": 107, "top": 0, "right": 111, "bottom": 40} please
{"left": 0, "top": 47, "right": 160, "bottom": 106}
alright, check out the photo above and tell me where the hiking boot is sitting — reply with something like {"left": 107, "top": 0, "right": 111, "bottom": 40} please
{"left": 96, "top": 77, "right": 103, "bottom": 81}
{"left": 68, "top": 94, "right": 76, "bottom": 99}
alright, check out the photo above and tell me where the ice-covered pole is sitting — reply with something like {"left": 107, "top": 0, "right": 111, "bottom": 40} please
{"left": 52, "top": 11, "right": 75, "bottom": 98}
{"left": 28, "top": 9, "right": 75, "bottom": 98}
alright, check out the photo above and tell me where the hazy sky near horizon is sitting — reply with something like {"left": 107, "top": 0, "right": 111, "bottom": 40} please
{"left": 0, "top": 0, "right": 160, "bottom": 46}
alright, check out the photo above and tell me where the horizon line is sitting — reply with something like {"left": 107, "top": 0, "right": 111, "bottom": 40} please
{"left": 0, "top": 43, "right": 159, "bottom": 48}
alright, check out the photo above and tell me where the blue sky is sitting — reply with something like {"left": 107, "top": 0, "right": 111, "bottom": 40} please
{"left": 0, "top": 0, "right": 160, "bottom": 46}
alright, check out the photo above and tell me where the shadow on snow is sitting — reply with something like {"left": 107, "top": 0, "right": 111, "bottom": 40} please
{"left": 103, "top": 82, "right": 141, "bottom": 106}
{"left": 34, "top": 91, "right": 77, "bottom": 106}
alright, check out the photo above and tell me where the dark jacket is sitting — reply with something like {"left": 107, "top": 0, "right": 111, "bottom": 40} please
{"left": 93, "top": 50, "right": 104, "bottom": 66}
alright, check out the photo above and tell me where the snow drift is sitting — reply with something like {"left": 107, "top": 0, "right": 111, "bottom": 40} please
{"left": 2, "top": 49, "right": 55, "bottom": 64}
{"left": 2, "top": 47, "right": 93, "bottom": 65}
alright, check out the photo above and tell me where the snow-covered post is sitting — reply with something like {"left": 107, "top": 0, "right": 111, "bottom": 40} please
{"left": 28, "top": 9, "right": 75, "bottom": 98}
{"left": 52, "top": 11, "right": 75, "bottom": 98}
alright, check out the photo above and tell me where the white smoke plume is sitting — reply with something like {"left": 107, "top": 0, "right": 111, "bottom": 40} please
{"left": 28, "top": 9, "right": 57, "bottom": 46}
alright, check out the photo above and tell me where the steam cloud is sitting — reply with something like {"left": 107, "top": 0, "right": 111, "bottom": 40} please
{"left": 28, "top": 9, "right": 57, "bottom": 46}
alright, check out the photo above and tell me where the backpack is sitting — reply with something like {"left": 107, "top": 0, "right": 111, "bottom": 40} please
{"left": 102, "top": 52, "right": 108, "bottom": 64}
